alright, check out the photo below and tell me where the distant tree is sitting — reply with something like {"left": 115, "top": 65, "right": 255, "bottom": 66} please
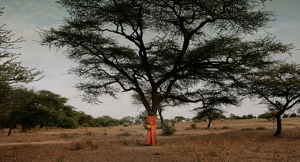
{"left": 33, "top": 90, "right": 67, "bottom": 130}
{"left": 234, "top": 115, "right": 243, "bottom": 119}
{"left": 245, "top": 63, "right": 300, "bottom": 137}
{"left": 40, "top": 0, "right": 290, "bottom": 119}
{"left": 174, "top": 116, "right": 186, "bottom": 122}
{"left": 193, "top": 88, "right": 239, "bottom": 128}
{"left": 289, "top": 114, "right": 297, "bottom": 118}
{"left": 95, "top": 116, "right": 119, "bottom": 127}
{"left": 119, "top": 116, "right": 134, "bottom": 125}
{"left": 59, "top": 105, "right": 79, "bottom": 129}
{"left": 194, "top": 108, "right": 224, "bottom": 129}
{"left": 258, "top": 112, "right": 275, "bottom": 120}
{"left": 77, "top": 112, "right": 94, "bottom": 126}
{"left": 5, "top": 87, "right": 37, "bottom": 136}
{"left": 282, "top": 114, "right": 289, "bottom": 118}
{"left": 246, "top": 114, "right": 254, "bottom": 119}
{"left": 230, "top": 113, "right": 235, "bottom": 121}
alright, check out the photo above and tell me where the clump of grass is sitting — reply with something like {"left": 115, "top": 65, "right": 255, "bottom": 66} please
{"left": 241, "top": 128, "right": 254, "bottom": 131}
{"left": 55, "top": 155, "right": 65, "bottom": 162}
{"left": 72, "top": 140, "right": 98, "bottom": 150}
{"left": 119, "top": 132, "right": 130, "bottom": 136}
{"left": 191, "top": 124, "right": 197, "bottom": 129}
{"left": 121, "top": 138, "right": 129, "bottom": 145}
{"left": 222, "top": 126, "right": 229, "bottom": 129}
{"left": 257, "top": 127, "right": 267, "bottom": 130}
{"left": 123, "top": 124, "right": 128, "bottom": 127}
{"left": 59, "top": 133, "right": 74, "bottom": 139}
{"left": 84, "top": 131, "right": 93, "bottom": 136}
{"left": 103, "top": 132, "right": 107, "bottom": 136}
{"left": 74, "top": 142, "right": 83, "bottom": 150}
{"left": 86, "top": 140, "right": 98, "bottom": 149}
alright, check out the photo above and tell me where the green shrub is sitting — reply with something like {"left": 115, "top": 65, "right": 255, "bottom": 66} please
{"left": 163, "top": 123, "right": 176, "bottom": 136}
{"left": 257, "top": 127, "right": 266, "bottom": 130}
{"left": 59, "top": 133, "right": 74, "bottom": 139}
{"left": 191, "top": 124, "right": 196, "bottom": 129}
{"left": 119, "top": 132, "right": 130, "bottom": 136}
{"left": 84, "top": 131, "right": 93, "bottom": 136}
{"left": 81, "top": 123, "right": 91, "bottom": 127}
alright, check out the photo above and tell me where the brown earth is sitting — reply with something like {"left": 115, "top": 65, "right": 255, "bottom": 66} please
{"left": 0, "top": 118, "right": 300, "bottom": 162}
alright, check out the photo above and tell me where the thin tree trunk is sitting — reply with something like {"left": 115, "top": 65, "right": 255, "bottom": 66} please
{"left": 158, "top": 107, "right": 165, "bottom": 136}
{"left": 273, "top": 111, "right": 284, "bottom": 137}
{"left": 207, "top": 118, "right": 212, "bottom": 129}
{"left": 8, "top": 112, "right": 18, "bottom": 136}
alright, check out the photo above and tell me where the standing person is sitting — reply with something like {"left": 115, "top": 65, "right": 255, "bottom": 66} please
{"left": 146, "top": 110, "right": 157, "bottom": 146}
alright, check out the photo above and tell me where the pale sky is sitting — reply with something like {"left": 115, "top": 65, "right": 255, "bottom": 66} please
{"left": 1, "top": 0, "right": 300, "bottom": 119}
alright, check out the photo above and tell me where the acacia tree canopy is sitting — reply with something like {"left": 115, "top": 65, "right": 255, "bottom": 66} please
{"left": 40, "top": 0, "right": 291, "bottom": 114}
{"left": 0, "top": 9, "right": 43, "bottom": 85}
{"left": 245, "top": 63, "right": 300, "bottom": 137}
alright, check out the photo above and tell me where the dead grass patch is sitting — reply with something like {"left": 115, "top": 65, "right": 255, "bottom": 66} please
{"left": 0, "top": 118, "right": 300, "bottom": 161}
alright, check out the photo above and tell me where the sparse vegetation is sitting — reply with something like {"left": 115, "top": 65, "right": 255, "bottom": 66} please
{"left": 0, "top": 118, "right": 300, "bottom": 161}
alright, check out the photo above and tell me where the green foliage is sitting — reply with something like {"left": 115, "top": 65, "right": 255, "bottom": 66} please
{"left": 194, "top": 108, "right": 224, "bottom": 121}
{"left": 77, "top": 112, "right": 94, "bottom": 126}
{"left": 40, "top": 0, "right": 288, "bottom": 119}
{"left": 258, "top": 112, "right": 275, "bottom": 120}
{"left": 163, "top": 122, "right": 176, "bottom": 136}
{"left": 81, "top": 123, "right": 91, "bottom": 127}
{"left": 60, "top": 117, "right": 79, "bottom": 129}
{"left": 119, "top": 116, "right": 134, "bottom": 125}
{"left": 245, "top": 63, "right": 300, "bottom": 137}
{"left": 94, "top": 116, "right": 119, "bottom": 127}
{"left": 282, "top": 114, "right": 289, "bottom": 118}
{"left": 174, "top": 116, "right": 186, "bottom": 122}
{"left": 0, "top": 9, "right": 43, "bottom": 85}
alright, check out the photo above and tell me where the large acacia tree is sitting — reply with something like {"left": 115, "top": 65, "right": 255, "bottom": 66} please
{"left": 40, "top": 0, "right": 291, "bottom": 114}
{"left": 245, "top": 63, "right": 300, "bottom": 137}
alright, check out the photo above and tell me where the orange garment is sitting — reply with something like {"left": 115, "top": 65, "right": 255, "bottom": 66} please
{"left": 146, "top": 115, "right": 157, "bottom": 146}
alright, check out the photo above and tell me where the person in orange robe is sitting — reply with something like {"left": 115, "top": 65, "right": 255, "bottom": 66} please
{"left": 146, "top": 110, "right": 157, "bottom": 146}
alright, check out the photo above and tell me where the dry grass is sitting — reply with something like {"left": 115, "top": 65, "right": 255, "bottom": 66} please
{"left": 0, "top": 118, "right": 300, "bottom": 162}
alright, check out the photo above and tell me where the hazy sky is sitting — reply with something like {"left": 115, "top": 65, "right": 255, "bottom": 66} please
{"left": 1, "top": 0, "right": 300, "bottom": 119}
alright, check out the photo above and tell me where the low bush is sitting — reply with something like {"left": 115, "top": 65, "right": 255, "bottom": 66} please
{"left": 163, "top": 123, "right": 176, "bottom": 136}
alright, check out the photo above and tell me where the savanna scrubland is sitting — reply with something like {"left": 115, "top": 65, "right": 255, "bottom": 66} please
{"left": 1, "top": 118, "right": 300, "bottom": 162}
